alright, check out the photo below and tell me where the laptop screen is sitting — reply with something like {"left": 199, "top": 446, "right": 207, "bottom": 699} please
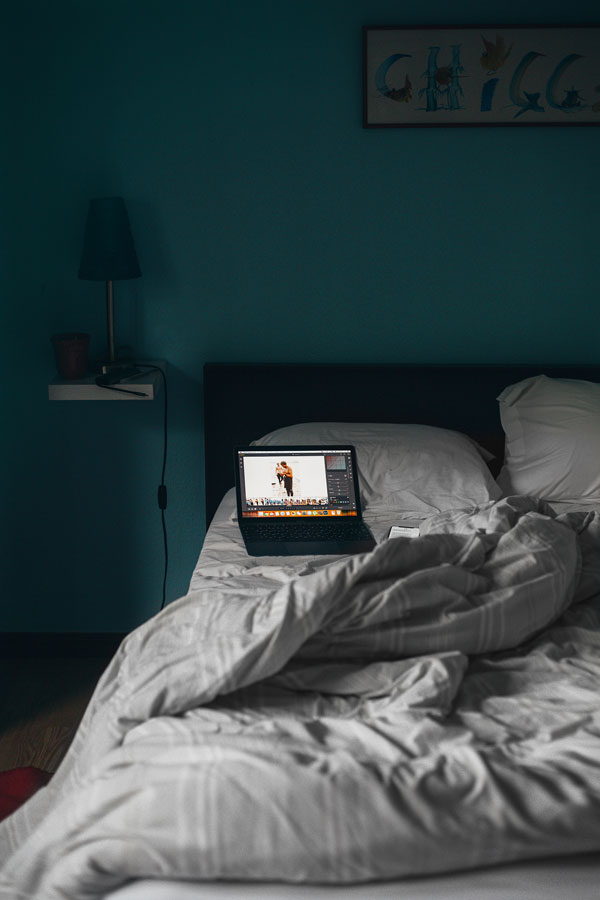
{"left": 235, "top": 447, "right": 361, "bottom": 518}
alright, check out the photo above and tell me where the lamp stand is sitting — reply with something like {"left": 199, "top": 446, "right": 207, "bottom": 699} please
{"left": 106, "top": 279, "right": 116, "bottom": 364}
{"left": 100, "top": 279, "right": 140, "bottom": 378}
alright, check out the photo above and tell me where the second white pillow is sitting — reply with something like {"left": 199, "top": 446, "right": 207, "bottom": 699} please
{"left": 497, "top": 375, "right": 600, "bottom": 504}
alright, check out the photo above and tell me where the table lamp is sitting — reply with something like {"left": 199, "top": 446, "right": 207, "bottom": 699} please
{"left": 78, "top": 196, "right": 141, "bottom": 375}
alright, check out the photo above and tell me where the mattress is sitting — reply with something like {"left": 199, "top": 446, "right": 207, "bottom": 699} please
{"left": 105, "top": 852, "right": 600, "bottom": 900}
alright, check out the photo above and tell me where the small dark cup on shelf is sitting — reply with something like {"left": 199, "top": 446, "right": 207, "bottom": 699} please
{"left": 51, "top": 333, "right": 90, "bottom": 379}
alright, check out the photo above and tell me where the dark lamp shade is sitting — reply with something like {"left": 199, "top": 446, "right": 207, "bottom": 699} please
{"left": 78, "top": 197, "right": 141, "bottom": 281}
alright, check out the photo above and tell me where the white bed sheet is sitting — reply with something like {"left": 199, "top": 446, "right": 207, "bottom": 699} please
{"left": 191, "top": 490, "right": 600, "bottom": 588}
{"left": 102, "top": 491, "right": 600, "bottom": 900}
{"left": 189, "top": 489, "right": 427, "bottom": 589}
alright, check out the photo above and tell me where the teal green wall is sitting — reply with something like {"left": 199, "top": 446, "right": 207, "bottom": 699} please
{"left": 3, "top": 1, "right": 599, "bottom": 631}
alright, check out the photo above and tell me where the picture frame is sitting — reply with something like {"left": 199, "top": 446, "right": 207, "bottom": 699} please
{"left": 362, "top": 25, "right": 600, "bottom": 127}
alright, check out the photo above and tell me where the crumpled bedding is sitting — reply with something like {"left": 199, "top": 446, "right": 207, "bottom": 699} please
{"left": 1, "top": 496, "right": 599, "bottom": 900}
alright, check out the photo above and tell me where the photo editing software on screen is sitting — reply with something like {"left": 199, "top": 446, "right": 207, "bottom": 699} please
{"left": 238, "top": 449, "right": 358, "bottom": 517}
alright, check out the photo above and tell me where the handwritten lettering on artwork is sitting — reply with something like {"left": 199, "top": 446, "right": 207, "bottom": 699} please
{"left": 364, "top": 26, "right": 600, "bottom": 127}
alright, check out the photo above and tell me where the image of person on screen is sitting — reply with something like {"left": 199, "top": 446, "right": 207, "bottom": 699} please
{"left": 280, "top": 461, "right": 293, "bottom": 496}
{"left": 275, "top": 462, "right": 284, "bottom": 485}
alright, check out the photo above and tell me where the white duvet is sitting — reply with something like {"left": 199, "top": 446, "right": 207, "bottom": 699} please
{"left": 1, "top": 496, "right": 599, "bottom": 899}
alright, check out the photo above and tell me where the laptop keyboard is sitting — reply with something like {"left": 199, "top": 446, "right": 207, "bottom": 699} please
{"left": 245, "top": 521, "right": 374, "bottom": 542}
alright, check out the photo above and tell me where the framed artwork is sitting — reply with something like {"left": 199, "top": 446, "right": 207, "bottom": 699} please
{"left": 363, "top": 25, "right": 600, "bottom": 127}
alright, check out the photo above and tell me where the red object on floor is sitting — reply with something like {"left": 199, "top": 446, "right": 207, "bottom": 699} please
{"left": 0, "top": 767, "right": 52, "bottom": 820}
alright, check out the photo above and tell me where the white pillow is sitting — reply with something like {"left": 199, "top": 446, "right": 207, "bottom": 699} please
{"left": 252, "top": 422, "right": 500, "bottom": 514}
{"left": 497, "top": 375, "right": 600, "bottom": 503}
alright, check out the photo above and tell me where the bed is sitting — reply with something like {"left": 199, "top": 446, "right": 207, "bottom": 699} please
{"left": 1, "top": 362, "right": 599, "bottom": 900}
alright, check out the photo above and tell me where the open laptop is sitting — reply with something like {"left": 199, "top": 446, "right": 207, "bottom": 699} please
{"left": 234, "top": 445, "right": 377, "bottom": 556}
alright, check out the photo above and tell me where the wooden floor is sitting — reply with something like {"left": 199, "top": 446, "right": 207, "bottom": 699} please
{"left": 0, "top": 657, "right": 109, "bottom": 773}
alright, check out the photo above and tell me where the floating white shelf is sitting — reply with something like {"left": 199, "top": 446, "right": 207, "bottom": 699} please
{"left": 48, "top": 361, "right": 166, "bottom": 401}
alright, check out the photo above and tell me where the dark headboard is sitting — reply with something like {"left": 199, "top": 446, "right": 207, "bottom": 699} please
{"left": 203, "top": 363, "right": 600, "bottom": 526}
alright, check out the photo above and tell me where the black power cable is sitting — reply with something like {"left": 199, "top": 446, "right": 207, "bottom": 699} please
{"left": 95, "top": 363, "right": 169, "bottom": 611}
{"left": 138, "top": 364, "right": 168, "bottom": 610}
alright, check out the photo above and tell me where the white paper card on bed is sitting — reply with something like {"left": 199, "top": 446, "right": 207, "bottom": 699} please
{"left": 497, "top": 375, "right": 600, "bottom": 504}
{"left": 388, "top": 523, "right": 421, "bottom": 538}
